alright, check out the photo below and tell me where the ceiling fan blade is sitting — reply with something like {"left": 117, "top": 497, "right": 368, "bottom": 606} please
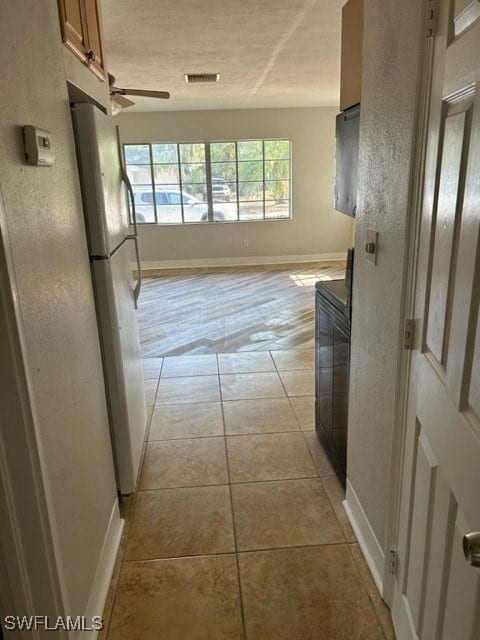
{"left": 110, "top": 93, "right": 135, "bottom": 116}
{"left": 113, "top": 94, "right": 135, "bottom": 108}
{"left": 114, "top": 88, "right": 170, "bottom": 100}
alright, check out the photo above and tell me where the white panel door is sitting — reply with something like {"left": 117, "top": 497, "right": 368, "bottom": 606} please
{"left": 391, "top": 1, "right": 480, "bottom": 639}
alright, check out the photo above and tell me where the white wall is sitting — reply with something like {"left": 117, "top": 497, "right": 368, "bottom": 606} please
{"left": 346, "top": 0, "right": 424, "bottom": 571}
{"left": 0, "top": 0, "right": 120, "bottom": 624}
{"left": 117, "top": 107, "right": 354, "bottom": 266}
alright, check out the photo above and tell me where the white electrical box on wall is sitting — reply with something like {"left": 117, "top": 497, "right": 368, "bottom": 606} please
{"left": 23, "top": 125, "right": 55, "bottom": 166}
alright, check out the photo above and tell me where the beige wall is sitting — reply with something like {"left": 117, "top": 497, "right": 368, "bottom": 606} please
{"left": 117, "top": 107, "right": 354, "bottom": 266}
{"left": 347, "top": 0, "right": 424, "bottom": 556}
{"left": 0, "top": 0, "right": 119, "bottom": 621}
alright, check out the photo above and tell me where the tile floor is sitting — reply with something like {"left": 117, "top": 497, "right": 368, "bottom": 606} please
{"left": 102, "top": 349, "right": 395, "bottom": 640}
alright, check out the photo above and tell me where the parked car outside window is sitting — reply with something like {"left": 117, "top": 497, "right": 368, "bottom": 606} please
{"left": 132, "top": 188, "right": 235, "bottom": 224}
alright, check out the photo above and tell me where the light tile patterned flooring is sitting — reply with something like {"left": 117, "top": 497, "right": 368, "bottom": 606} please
{"left": 103, "top": 349, "right": 395, "bottom": 640}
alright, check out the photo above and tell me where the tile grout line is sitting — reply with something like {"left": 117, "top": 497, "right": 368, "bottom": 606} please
{"left": 269, "top": 353, "right": 350, "bottom": 545}
{"left": 122, "top": 540, "right": 355, "bottom": 565}
{"left": 140, "top": 358, "right": 164, "bottom": 471}
{"left": 134, "top": 473, "right": 335, "bottom": 493}
{"left": 103, "top": 359, "right": 165, "bottom": 638}
{"left": 346, "top": 543, "right": 389, "bottom": 640}
{"left": 146, "top": 427, "right": 302, "bottom": 443}
{"left": 217, "top": 353, "right": 248, "bottom": 640}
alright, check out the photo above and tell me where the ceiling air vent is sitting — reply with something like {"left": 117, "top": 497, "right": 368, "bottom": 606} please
{"left": 184, "top": 73, "right": 221, "bottom": 83}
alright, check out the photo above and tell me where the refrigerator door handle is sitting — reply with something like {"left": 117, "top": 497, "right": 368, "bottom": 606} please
{"left": 116, "top": 125, "right": 138, "bottom": 237}
{"left": 126, "top": 235, "right": 142, "bottom": 308}
{"left": 123, "top": 170, "right": 138, "bottom": 238}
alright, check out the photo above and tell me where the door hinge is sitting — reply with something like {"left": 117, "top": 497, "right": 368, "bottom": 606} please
{"left": 404, "top": 318, "right": 415, "bottom": 350}
{"left": 389, "top": 548, "right": 398, "bottom": 575}
{"left": 425, "top": 0, "right": 437, "bottom": 37}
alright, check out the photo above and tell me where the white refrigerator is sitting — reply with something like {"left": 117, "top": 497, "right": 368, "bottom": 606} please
{"left": 72, "top": 102, "right": 146, "bottom": 495}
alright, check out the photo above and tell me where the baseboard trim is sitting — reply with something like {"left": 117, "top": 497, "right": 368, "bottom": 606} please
{"left": 133, "top": 253, "right": 347, "bottom": 276}
{"left": 344, "top": 480, "right": 385, "bottom": 596}
{"left": 84, "top": 500, "right": 124, "bottom": 638}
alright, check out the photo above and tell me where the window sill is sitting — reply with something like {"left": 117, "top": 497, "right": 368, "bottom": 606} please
{"left": 134, "top": 217, "right": 293, "bottom": 228}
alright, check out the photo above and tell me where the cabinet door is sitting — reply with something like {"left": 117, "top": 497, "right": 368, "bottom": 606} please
{"left": 340, "top": 0, "right": 363, "bottom": 111}
{"left": 315, "top": 294, "right": 333, "bottom": 441}
{"left": 58, "top": 0, "right": 88, "bottom": 61}
{"left": 332, "top": 321, "right": 350, "bottom": 474}
{"left": 83, "top": 0, "right": 105, "bottom": 79}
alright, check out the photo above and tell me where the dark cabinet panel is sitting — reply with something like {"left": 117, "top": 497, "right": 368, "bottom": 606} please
{"left": 315, "top": 284, "right": 350, "bottom": 487}
{"left": 335, "top": 105, "right": 360, "bottom": 217}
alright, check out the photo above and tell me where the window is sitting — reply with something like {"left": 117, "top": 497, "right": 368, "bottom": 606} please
{"left": 124, "top": 140, "right": 291, "bottom": 224}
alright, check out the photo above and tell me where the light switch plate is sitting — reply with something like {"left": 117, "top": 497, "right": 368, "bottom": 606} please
{"left": 365, "top": 229, "right": 378, "bottom": 265}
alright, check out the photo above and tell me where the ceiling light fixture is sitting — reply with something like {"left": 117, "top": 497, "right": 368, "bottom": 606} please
{"left": 184, "top": 73, "right": 221, "bottom": 83}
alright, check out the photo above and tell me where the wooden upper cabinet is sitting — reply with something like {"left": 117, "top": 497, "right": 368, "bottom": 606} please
{"left": 83, "top": 0, "right": 105, "bottom": 79}
{"left": 57, "top": 0, "right": 106, "bottom": 80}
{"left": 340, "top": 0, "right": 364, "bottom": 111}
{"left": 58, "top": 0, "right": 88, "bottom": 61}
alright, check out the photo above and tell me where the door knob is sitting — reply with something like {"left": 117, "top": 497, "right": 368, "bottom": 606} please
{"left": 463, "top": 532, "right": 480, "bottom": 567}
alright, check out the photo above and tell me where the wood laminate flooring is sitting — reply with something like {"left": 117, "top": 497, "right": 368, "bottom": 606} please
{"left": 138, "top": 263, "right": 345, "bottom": 357}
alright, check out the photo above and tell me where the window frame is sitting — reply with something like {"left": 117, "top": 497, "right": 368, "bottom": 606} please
{"left": 123, "top": 139, "right": 292, "bottom": 225}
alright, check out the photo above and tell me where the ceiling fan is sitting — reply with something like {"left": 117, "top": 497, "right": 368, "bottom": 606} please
{"left": 108, "top": 74, "right": 170, "bottom": 115}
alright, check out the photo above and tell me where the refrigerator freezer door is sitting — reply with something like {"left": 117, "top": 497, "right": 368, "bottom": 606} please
{"left": 92, "top": 240, "right": 147, "bottom": 494}
{"left": 73, "top": 103, "right": 129, "bottom": 257}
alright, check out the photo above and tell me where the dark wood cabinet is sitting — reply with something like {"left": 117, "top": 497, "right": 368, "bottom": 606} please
{"left": 58, "top": 0, "right": 105, "bottom": 79}
{"left": 315, "top": 280, "right": 351, "bottom": 487}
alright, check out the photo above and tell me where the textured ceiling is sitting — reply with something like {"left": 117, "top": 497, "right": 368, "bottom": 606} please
{"left": 101, "top": 0, "right": 343, "bottom": 111}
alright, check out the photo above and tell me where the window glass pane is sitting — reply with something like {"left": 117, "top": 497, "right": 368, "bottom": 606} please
{"left": 167, "top": 191, "right": 182, "bottom": 205}
{"left": 265, "top": 159, "right": 289, "bottom": 181}
{"left": 265, "top": 180, "right": 290, "bottom": 201}
{"left": 183, "top": 204, "right": 209, "bottom": 224}
{"left": 239, "top": 202, "right": 264, "bottom": 221}
{"left": 124, "top": 145, "right": 150, "bottom": 164}
{"left": 152, "top": 143, "right": 177, "bottom": 163}
{"left": 212, "top": 202, "right": 238, "bottom": 221}
{"left": 138, "top": 192, "right": 155, "bottom": 204}
{"left": 211, "top": 142, "right": 235, "bottom": 162}
{"left": 265, "top": 200, "right": 290, "bottom": 219}
{"left": 134, "top": 205, "right": 155, "bottom": 224}
{"left": 133, "top": 187, "right": 153, "bottom": 204}
{"left": 181, "top": 163, "right": 206, "bottom": 184}
{"left": 238, "top": 161, "right": 263, "bottom": 182}
{"left": 211, "top": 162, "right": 236, "bottom": 182}
{"left": 179, "top": 143, "right": 205, "bottom": 163}
{"left": 157, "top": 205, "right": 182, "bottom": 224}
{"left": 126, "top": 139, "right": 290, "bottom": 224}
{"left": 238, "top": 182, "right": 264, "bottom": 201}
{"left": 126, "top": 165, "right": 152, "bottom": 185}
{"left": 264, "top": 140, "right": 290, "bottom": 160}
{"left": 153, "top": 164, "right": 180, "bottom": 184}
{"left": 181, "top": 185, "right": 206, "bottom": 203}
{"left": 237, "top": 140, "right": 263, "bottom": 161}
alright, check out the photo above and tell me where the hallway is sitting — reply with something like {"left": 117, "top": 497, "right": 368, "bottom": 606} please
{"left": 102, "top": 348, "right": 394, "bottom": 639}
